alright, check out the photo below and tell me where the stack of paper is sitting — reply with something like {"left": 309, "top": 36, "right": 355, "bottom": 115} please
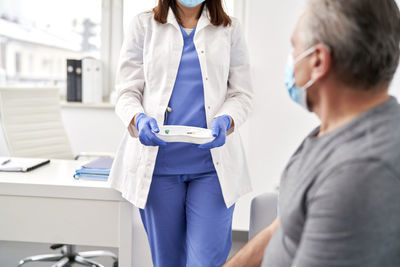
{"left": 74, "top": 157, "right": 113, "bottom": 180}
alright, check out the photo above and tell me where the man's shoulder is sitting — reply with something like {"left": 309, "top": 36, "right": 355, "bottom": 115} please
{"left": 314, "top": 159, "right": 399, "bottom": 207}
{"left": 329, "top": 97, "right": 400, "bottom": 178}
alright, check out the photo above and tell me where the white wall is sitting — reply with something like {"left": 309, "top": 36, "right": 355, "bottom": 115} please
{"left": 389, "top": 1, "right": 400, "bottom": 98}
{"left": 390, "top": 68, "right": 400, "bottom": 99}
{"left": 241, "top": 0, "right": 400, "bottom": 194}
{"left": 246, "top": 0, "right": 319, "bottom": 189}
{"left": 232, "top": 0, "right": 320, "bottom": 230}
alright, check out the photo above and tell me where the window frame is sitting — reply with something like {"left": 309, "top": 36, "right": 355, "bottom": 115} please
{"left": 101, "top": 0, "right": 123, "bottom": 102}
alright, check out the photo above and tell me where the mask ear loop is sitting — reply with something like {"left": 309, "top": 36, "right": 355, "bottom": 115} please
{"left": 293, "top": 46, "right": 317, "bottom": 90}
{"left": 299, "top": 79, "right": 315, "bottom": 112}
{"left": 293, "top": 47, "right": 316, "bottom": 65}
{"left": 295, "top": 47, "right": 316, "bottom": 111}
{"left": 302, "top": 79, "right": 315, "bottom": 91}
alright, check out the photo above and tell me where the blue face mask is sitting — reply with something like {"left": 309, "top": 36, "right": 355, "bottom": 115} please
{"left": 285, "top": 47, "right": 316, "bottom": 111}
{"left": 178, "top": 0, "right": 206, "bottom": 8}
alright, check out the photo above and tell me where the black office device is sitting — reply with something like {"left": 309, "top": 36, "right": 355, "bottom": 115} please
{"left": 66, "top": 59, "right": 82, "bottom": 102}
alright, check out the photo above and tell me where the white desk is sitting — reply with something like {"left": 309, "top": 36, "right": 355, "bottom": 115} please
{"left": 0, "top": 159, "right": 134, "bottom": 266}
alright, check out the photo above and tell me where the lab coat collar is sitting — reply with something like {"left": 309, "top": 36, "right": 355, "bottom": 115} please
{"left": 167, "top": 5, "right": 211, "bottom": 33}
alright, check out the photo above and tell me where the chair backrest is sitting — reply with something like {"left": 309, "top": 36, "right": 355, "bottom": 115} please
{"left": 249, "top": 192, "right": 278, "bottom": 240}
{"left": 0, "top": 87, "right": 74, "bottom": 160}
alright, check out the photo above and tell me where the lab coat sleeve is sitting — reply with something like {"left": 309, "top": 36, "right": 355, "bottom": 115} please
{"left": 114, "top": 14, "right": 146, "bottom": 138}
{"left": 214, "top": 18, "right": 254, "bottom": 134}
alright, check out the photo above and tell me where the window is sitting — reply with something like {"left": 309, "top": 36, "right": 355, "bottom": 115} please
{"left": 0, "top": 0, "right": 101, "bottom": 89}
{"left": 0, "top": 0, "right": 238, "bottom": 101}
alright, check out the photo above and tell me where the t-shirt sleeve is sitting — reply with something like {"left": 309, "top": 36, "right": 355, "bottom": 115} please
{"left": 293, "top": 160, "right": 400, "bottom": 267}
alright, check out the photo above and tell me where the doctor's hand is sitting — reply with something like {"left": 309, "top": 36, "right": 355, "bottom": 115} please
{"left": 198, "top": 115, "right": 232, "bottom": 150}
{"left": 135, "top": 113, "right": 167, "bottom": 147}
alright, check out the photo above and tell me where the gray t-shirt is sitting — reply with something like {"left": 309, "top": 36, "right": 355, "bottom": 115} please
{"left": 262, "top": 97, "right": 400, "bottom": 267}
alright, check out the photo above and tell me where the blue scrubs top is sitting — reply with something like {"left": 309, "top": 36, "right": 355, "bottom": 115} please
{"left": 153, "top": 24, "right": 216, "bottom": 175}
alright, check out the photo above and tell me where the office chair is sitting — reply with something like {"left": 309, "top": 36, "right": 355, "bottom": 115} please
{"left": 0, "top": 87, "right": 75, "bottom": 159}
{"left": 0, "top": 87, "right": 114, "bottom": 160}
{"left": 249, "top": 192, "right": 278, "bottom": 239}
{"left": 0, "top": 87, "right": 118, "bottom": 267}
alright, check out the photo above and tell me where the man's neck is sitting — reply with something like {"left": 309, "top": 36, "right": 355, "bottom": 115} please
{"left": 315, "top": 84, "right": 390, "bottom": 137}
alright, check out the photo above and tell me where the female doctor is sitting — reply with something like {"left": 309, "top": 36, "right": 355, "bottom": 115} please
{"left": 108, "top": 0, "right": 253, "bottom": 266}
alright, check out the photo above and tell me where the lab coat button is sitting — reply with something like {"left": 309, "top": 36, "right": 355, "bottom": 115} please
{"left": 208, "top": 106, "right": 211, "bottom": 109}
{"left": 166, "top": 107, "right": 172, "bottom": 112}
{"left": 205, "top": 77, "right": 208, "bottom": 81}
{"left": 216, "top": 162, "right": 219, "bottom": 165}
{"left": 201, "top": 50, "right": 204, "bottom": 54}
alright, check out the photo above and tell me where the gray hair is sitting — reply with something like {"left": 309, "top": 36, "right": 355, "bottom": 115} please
{"left": 303, "top": 0, "right": 400, "bottom": 89}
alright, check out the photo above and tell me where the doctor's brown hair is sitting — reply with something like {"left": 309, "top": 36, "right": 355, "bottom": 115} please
{"left": 153, "top": 0, "right": 232, "bottom": 27}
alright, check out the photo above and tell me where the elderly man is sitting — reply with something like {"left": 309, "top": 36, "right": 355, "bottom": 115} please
{"left": 224, "top": 0, "right": 400, "bottom": 266}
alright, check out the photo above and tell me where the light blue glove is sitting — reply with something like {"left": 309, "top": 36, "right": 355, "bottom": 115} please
{"left": 135, "top": 113, "right": 167, "bottom": 147}
{"left": 198, "top": 115, "right": 231, "bottom": 149}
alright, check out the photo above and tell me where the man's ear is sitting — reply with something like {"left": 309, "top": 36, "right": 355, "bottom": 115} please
{"left": 310, "top": 44, "right": 332, "bottom": 82}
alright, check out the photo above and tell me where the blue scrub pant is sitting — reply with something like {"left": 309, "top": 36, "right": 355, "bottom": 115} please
{"left": 139, "top": 171, "right": 235, "bottom": 267}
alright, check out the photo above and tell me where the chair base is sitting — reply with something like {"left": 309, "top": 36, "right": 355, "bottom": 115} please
{"left": 18, "top": 244, "right": 118, "bottom": 267}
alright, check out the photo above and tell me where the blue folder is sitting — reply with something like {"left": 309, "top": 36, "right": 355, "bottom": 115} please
{"left": 74, "top": 157, "right": 113, "bottom": 180}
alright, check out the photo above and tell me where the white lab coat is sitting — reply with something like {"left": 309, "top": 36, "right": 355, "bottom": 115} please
{"left": 108, "top": 7, "right": 254, "bottom": 209}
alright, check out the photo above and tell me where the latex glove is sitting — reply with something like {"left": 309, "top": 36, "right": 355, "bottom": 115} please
{"left": 198, "top": 115, "right": 231, "bottom": 149}
{"left": 135, "top": 113, "right": 167, "bottom": 147}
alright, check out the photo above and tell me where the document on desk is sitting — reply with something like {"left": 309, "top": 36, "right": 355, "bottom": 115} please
{"left": 0, "top": 157, "right": 50, "bottom": 172}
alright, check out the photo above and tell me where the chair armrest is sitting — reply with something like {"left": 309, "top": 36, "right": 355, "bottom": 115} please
{"left": 249, "top": 192, "right": 278, "bottom": 240}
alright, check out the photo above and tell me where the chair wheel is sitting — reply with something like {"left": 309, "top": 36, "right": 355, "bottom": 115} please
{"left": 113, "top": 261, "right": 118, "bottom": 267}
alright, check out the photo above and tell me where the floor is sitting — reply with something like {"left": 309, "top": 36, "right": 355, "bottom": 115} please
{"left": 0, "top": 235, "right": 247, "bottom": 267}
